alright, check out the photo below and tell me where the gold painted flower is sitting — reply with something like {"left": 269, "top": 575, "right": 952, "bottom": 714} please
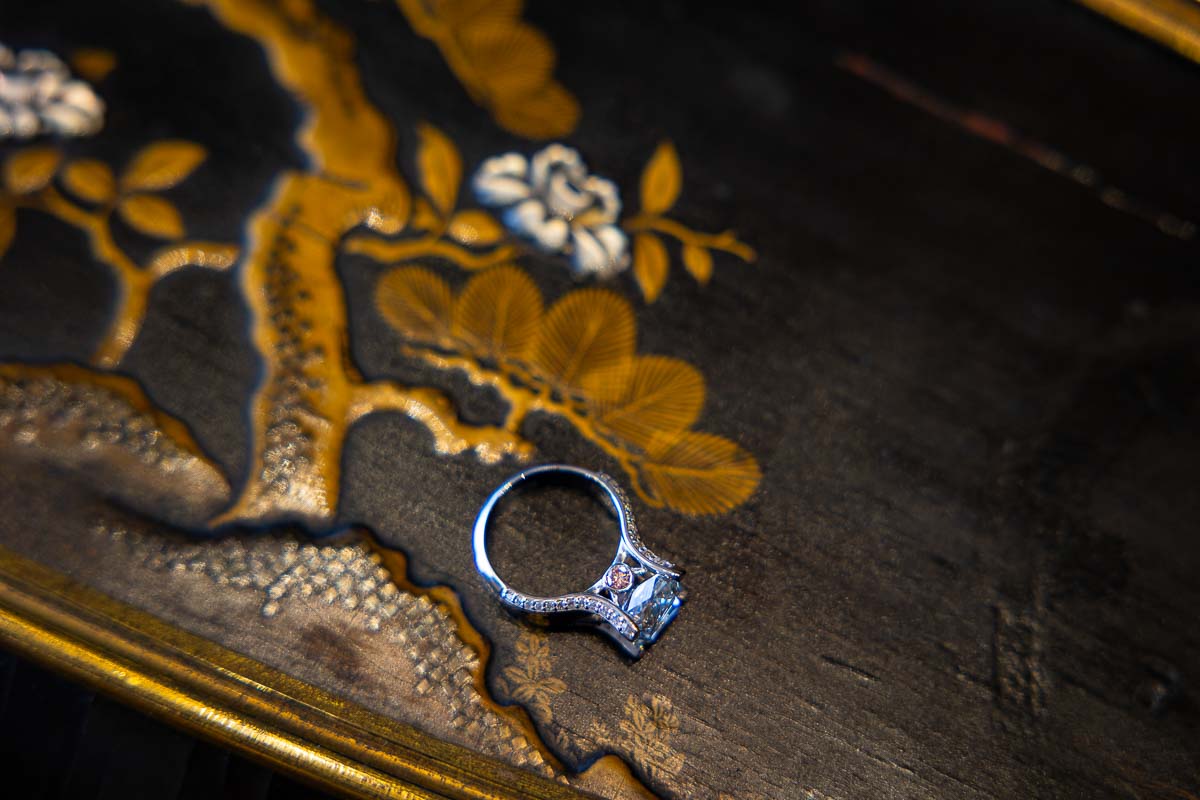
{"left": 0, "top": 45, "right": 104, "bottom": 139}
{"left": 472, "top": 144, "right": 629, "bottom": 278}
{"left": 499, "top": 633, "right": 566, "bottom": 721}
{"left": 617, "top": 694, "right": 685, "bottom": 781}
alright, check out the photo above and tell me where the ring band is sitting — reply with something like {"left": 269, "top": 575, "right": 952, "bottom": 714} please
{"left": 473, "top": 464, "right": 685, "bottom": 658}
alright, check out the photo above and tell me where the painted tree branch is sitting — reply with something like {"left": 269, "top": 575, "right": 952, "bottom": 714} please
{"left": 624, "top": 213, "right": 757, "bottom": 262}
{"left": 344, "top": 232, "right": 518, "bottom": 270}
{"left": 349, "top": 379, "right": 532, "bottom": 462}
{"left": 200, "top": 0, "right": 530, "bottom": 527}
{"left": 15, "top": 188, "right": 237, "bottom": 367}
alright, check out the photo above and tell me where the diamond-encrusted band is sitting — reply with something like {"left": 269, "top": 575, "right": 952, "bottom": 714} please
{"left": 472, "top": 464, "right": 685, "bottom": 658}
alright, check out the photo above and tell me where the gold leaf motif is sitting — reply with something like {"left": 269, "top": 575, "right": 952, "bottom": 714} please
{"left": 460, "top": 23, "right": 554, "bottom": 97}
{"left": 416, "top": 123, "right": 461, "bottom": 216}
{"left": 499, "top": 632, "right": 565, "bottom": 723}
{"left": 410, "top": 198, "right": 442, "bottom": 232}
{"left": 120, "top": 140, "right": 206, "bottom": 192}
{"left": 62, "top": 159, "right": 116, "bottom": 204}
{"left": 515, "top": 676, "right": 567, "bottom": 698}
{"left": 600, "top": 356, "right": 705, "bottom": 450}
{"left": 452, "top": 265, "right": 543, "bottom": 359}
{"left": 514, "top": 631, "right": 552, "bottom": 668}
{"left": 0, "top": 205, "right": 15, "bottom": 259}
{"left": 640, "top": 432, "right": 761, "bottom": 515}
{"left": 440, "top": 0, "right": 523, "bottom": 28}
{"left": 639, "top": 141, "right": 681, "bottom": 216}
{"left": 0, "top": 139, "right": 231, "bottom": 367}
{"left": 589, "top": 693, "right": 687, "bottom": 784}
{"left": 534, "top": 289, "right": 635, "bottom": 404}
{"left": 398, "top": 0, "right": 580, "bottom": 139}
{"left": 376, "top": 267, "right": 454, "bottom": 344}
{"left": 491, "top": 82, "right": 580, "bottom": 142}
{"left": 70, "top": 48, "right": 117, "bottom": 82}
{"left": 374, "top": 258, "right": 760, "bottom": 513}
{"left": 447, "top": 209, "right": 504, "bottom": 246}
{"left": 633, "top": 233, "right": 669, "bottom": 303}
{"left": 118, "top": 194, "right": 185, "bottom": 239}
{"left": 4, "top": 147, "right": 62, "bottom": 195}
{"left": 681, "top": 244, "right": 713, "bottom": 285}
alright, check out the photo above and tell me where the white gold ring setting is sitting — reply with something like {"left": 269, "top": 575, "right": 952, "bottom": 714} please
{"left": 472, "top": 464, "right": 685, "bottom": 658}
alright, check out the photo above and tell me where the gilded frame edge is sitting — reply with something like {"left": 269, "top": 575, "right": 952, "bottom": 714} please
{"left": 0, "top": 545, "right": 597, "bottom": 800}
{"left": 1076, "top": 0, "right": 1200, "bottom": 62}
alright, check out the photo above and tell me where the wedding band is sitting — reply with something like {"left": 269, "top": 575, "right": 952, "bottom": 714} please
{"left": 472, "top": 464, "right": 685, "bottom": 658}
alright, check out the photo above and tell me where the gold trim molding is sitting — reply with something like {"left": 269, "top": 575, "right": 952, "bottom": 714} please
{"left": 1076, "top": 0, "right": 1200, "bottom": 63}
{"left": 0, "top": 545, "right": 597, "bottom": 800}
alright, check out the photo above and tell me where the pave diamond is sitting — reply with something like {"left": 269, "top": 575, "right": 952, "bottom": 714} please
{"left": 625, "top": 574, "right": 683, "bottom": 645}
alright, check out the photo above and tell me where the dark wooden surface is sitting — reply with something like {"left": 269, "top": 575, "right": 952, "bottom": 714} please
{"left": 1, "top": 2, "right": 1199, "bottom": 798}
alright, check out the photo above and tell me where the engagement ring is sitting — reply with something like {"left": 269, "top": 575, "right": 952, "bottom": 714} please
{"left": 473, "top": 464, "right": 685, "bottom": 658}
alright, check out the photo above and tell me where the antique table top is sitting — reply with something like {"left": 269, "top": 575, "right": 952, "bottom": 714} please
{"left": 1, "top": 1, "right": 1198, "bottom": 798}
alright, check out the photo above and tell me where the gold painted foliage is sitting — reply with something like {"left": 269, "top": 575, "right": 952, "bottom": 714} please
{"left": 349, "top": 124, "right": 756, "bottom": 312}
{"left": 114, "top": 140, "right": 206, "bottom": 238}
{"left": 0, "top": 142, "right": 237, "bottom": 366}
{"left": 624, "top": 141, "right": 756, "bottom": 303}
{"left": 585, "top": 694, "right": 687, "bottom": 785}
{"left": 413, "top": 123, "right": 504, "bottom": 247}
{"left": 498, "top": 633, "right": 566, "bottom": 722}
{"left": 1, "top": 140, "right": 206, "bottom": 255}
{"left": 343, "top": 123, "right": 515, "bottom": 271}
{"left": 396, "top": 0, "right": 580, "bottom": 139}
{"left": 69, "top": 48, "right": 118, "bottom": 83}
{"left": 376, "top": 264, "right": 760, "bottom": 515}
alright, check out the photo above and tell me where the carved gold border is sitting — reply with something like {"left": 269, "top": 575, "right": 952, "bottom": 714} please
{"left": 1076, "top": 0, "right": 1200, "bottom": 62}
{"left": 0, "top": 545, "right": 596, "bottom": 800}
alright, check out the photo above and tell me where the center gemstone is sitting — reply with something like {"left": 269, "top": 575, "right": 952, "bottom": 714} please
{"left": 625, "top": 574, "right": 683, "bottom": 644}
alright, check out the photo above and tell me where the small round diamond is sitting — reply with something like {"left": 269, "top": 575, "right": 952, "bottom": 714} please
{"left": 604, "top": 563, "right": 633, "bottom": 591}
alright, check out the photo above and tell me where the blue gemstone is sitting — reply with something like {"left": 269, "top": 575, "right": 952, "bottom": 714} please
{"left": 625, "top": 574, "right": 683, "bottom": 645}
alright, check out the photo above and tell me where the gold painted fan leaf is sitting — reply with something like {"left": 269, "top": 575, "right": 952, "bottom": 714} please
{"left": 492, "top": 82, "right": 580, "bottom": 140}
{"left": 633, "top": 233, "right": 668, "bottom": 303}
{"left": 62, "top": 159, "right": 116, "bottom": 204}
{"left": 0, "top": 205, "right": 15, "bottom": 258}
{"left": 448, "top": 209, "right": 504, "bottom": 246}
{"left": 416, "top": 123, "right": 461, "bottom": 216}
{"left": 4, "top": 147, "right": 61, "bottom": 195}
{"left": 376, "top": 266, "right": 454, "bottom": 344}
{"left": 452, "top": 265, "right": 543, "bottom": 359}
{"left": 462, "top": 23, "right": 555, "bottom": 97}
{"left": 640, "top": 431, "right": 761, "bottom": 515}
{"left": 441, "top": 0, "right": 523, "bottom": 28}
{"left": 118, "top": 194, "right": 185, "bottom": 239}
{"left": 121, "top": 141, "right": 206, "bottom": 191}
{"left": 639, "top": 141, "right": 681, "bottom": 215}
{"left": 534, "top": 289, "right": 635, "bottom": 404}
{"left": 681, "top": 244, "right": 713, "bottom": 285}
{"left": 600, "top": 356, "right": 705, "bottom": 450}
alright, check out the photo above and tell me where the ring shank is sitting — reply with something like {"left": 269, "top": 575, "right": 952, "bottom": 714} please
{"left": 472, "top": 464, "right": 626, "bottom": 602}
